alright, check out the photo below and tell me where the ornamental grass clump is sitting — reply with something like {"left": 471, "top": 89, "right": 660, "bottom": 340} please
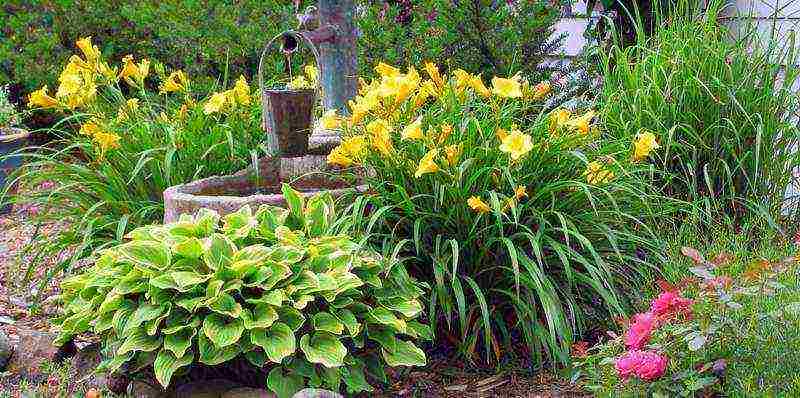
{"left": 3, "top": 37, "right": 266, "bottom": 294}
{"left": 54, "top": 185, "right": 430, "bottom": 397}
{"left": 323, "top": 61, "right": 673, "bottom": 366}
{"left": 599, "top": 0, "right": 800, "bottom": 220}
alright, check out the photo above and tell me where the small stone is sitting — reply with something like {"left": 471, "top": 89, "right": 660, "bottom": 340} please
{"left": 173, "top": 379, "right": 241, "bottom": 398}
{"left": 291, "top": 389, "right": 343, "bottom": 398}
{"left": 222, "top": 387, "right": 277, "bottom": 398}
{"left": 73, "top": 343, "right": 105, "bottom": 390}
{"left": 128, "top": 380, "right": 166, "bottom": 398}
{"left": 0, "top": 329, "right": 11, "bottom": 370}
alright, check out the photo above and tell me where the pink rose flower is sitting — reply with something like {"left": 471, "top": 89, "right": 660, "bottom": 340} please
{"left": 650, "top": 291, "right": 693, "bottom": 318}
{"left": 624, "top": 312, "right": 657, "bottom": 349}
{"left": 615, "top": 350, "right": 668, "bottom": 381}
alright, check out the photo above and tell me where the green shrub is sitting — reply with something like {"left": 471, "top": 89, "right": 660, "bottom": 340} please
{"left": 599, "top": 0, "right": 800, "bottom": 218}
{"left": 54, "top": 187, "right": 430, "bottom": 396}
{"left": 357, "top": 0, "right": 567, "bottom": 82}
{"left": 2, "top": 38, "right": 266, "bottom": 295}
{"left": 324, "top": 61, "right": 674, "bottom": 366}
{"left": 0, "top": 84, "right": 22, "bottom": 128}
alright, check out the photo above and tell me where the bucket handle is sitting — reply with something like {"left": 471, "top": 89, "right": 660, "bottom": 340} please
{"left": 257, "top": 30, "right": 322, "bottom": 97}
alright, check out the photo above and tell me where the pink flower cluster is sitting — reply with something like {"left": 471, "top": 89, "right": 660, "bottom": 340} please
{"left": 615, "top": 350, "right": 669, "bottom": 381}
{"left": 615, "top": 289, "right": 694, "bottom": 382}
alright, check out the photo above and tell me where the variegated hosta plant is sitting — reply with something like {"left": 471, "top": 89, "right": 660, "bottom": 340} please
{"left": 54, "top": 184, "right": 431, "bottom": 397}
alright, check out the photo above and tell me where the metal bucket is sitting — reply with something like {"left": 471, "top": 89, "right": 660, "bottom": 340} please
{"left": 0, "top": 128, "right": 30, "bottom": 214}
{"left": 258, "top": 30, "right": 321, "bottom": 157}
{"left": 261, "top": 88, "right": 316, "bottom": 157}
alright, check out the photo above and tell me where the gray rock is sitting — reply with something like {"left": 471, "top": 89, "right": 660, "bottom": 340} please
{"left": 173, "top": 379, "right": 241, "bottom": 398}
{"left": 222, "top": 387, "right": 277, "bottom": 398}
{"left": 6, "top": 328, "right": 75, "bottom": 381}
{"left": 128, "top": 380, "right": 167, "bottom": 398}
{"left": 72, "top": 343, "right": 105, "bottom": 390}
{"left": 0, "top": 329, "right": 11, "bottom": 370}
{"left": 291, "top": 388, "right": 343, "bottom": 398}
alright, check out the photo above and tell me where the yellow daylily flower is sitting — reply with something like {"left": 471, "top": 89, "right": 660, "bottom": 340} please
{"left": 203, "top": 92, "right": 228, "bottom": 115}
{"left": 232, "top": 75, "right": 251, "bottom": 106}
{"left": 438, "top": 123, "right": 453, "bottom": 144}
{"left": 585, "top": 161, "right": 615, "bottom": 184}
{"left": 499, "top": 129, "right": 533, "bottom": 160}
{"left": 375, "top": 62, "right": 401, "bottom": 78}
{"left": 341, "top": 135, "right": 367, "bottom": 159}
{"left": 514, "top": 185, "right": 527, "bottom": 200}
{"left": 93, "top": 131, "right": 121, "bottom": 155}
{"left": 469, "top": 75, "right": 492, "bottom": 98}
{"left": 565, "top": 111, "right": 596, "bottom": 134}
{"left": 424, "top": 62, "right": 444, "bottom": 88}
{"left": 367, "top": 119, "right": 394, "bottom": 155}
{"left": 633, "top": 131, "right": 661, "bottom": 161}
{"left": 319, "top": 109, "right": 341, "bottom": 130}
{"left": 495, "top": 128, "right": 509, "bottom": 141}
{"left": 160, "top": 70, "right": 189, "bottom": 93}
{"left": 76, "top": 37, "right": 101, "bottom": 62}
{"left": 549, "top": 108, "right": 572, "bottom": 133}
{"left": 491, "top": 76, "right": 523, "bottom": 98}
{"left": 414, "top": 148, "right": 440, "bottom": 178}
{"left": 327, "top": 145, "right": 353, "bottom": 167}
{"left": 445, "top": 144, "right": 461, "bottom": 166}
{"left": 28, "top": 86, "right": 59, "bottom": 108}
{"left": 453, "top": 69, "right": 472, "bottom": 89}
{"left": 468, "top": 196, "right": 491, "bottom": 213}
{"left": 117, "top": 98, "right": 140, "bottom": 120}
{"left": 79, "top": 121, "right": 102, "bottom": 136}
{"left": 530, "top": 81, "right": 552, "bottom": 101}
{"left": 119, "top": 55, "right": 149, "bottom": 85}
{"left": 401, "top": 116, "right": 424, "bottom": 140}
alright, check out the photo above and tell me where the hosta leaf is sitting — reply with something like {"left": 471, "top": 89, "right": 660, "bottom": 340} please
{"left": 300, "top": 332, "right": 347, "bottom": 368}
{"left": 278, "top": 307, "right": 306, "bottom": 331}
{"left": 255, "top": 205, "right": 289, "bottom": 240}
{"left": 312, "top": 312, "right": 345, "bottom": 335}
{"left": 207, "top": 293, "right": 242, "bottom": 318}
{"left": 164, "top": 328, "right": 195, "bottom": 358}
{"left": 97, "top": 294, "right": 123, "bottom": 316}
{"left": 198, "top": 333, "right": 240, "bottom": 365}
{"left": 245, "top": 348, "right": 268, "bottom": 367}
{"left": 246, "top": 290, "right": 286, "bottom": 307}
{"left": 123, "top": 303, "right": 165, "bottom": 335}
{"left": 173, "top": 237, "right": 204, "bottom": 259}
{"left": 175, "top": 296, "right": 205, "bottom": 312}
{"left": 260, "top": 262, "right": 293, "bottom": 290}
{"left": 118, "top": 328, "right": 162, "bottom": 355}
{"left": 381, "top": 298, "right": 423, "bottom": 318}
{"left": 267, "top": 367, "right": 304, "bottom": 398}
{"left": 341, "top": 360, "right": 373, "bottom": 394}
{"left": 234, "top": 244, "right": 272, "bottom": 264}
{"left": 293, "top": 270, "right": 320, "bottom": 292}
{"left": 195, "top": 208, "right": 220, "bottom": 237}
{"left": 243, "top": 265, "right": 274, "bottom": 287}
{"left": 154, "top": 349, "right": 194, "bottom": 388}
{"left": 242, "top": 304, "right": 278, "bottom": 329}
{"left": 268, "top": 245, "right": 306, "bottom": 265}
{"left": 223, "top": 206, "right": 257, "bottom": 239}
{"left": 368, "top": 307, "right": 407, "bottom": 333}
{"left": 204, "top": 233, "right": 237, "bottom": 271}
{"left": 112, "top": 300, "right": 137, "bottom": 333}
{"left": 281, "top": 183, "right": 305, "bottom": 223}
{"left": 321, "top": 366, "right": 342, "bottom": 391}
{"left": 163, "top": 315, "right": 201, "bottom": 334}
{"left": 304, "top": 193, "right": 334, "bottom": 237}
{"left": 98, "top": 352, "right": 134, "bottom": 375}
{"left": 368, "top": 326, "right": 397, "bottom": 353}
{"left": 334, "top": 309, "right": 360, "bottom": 337}
{"left": 94, "top": 311, "right": 115, "bottom": 333}
{"left": 316, "top": 273, "right": 338, "bottom": 292}
{"left": 171, "top": 271, "right": 211, "bottom": 291}
{"left": 145, "top": 303, "right": 172, "bottom": 336}
{"left": 117, "top": 240, "right": 171, "bottom": 270}
{"left": 250, "top": 322, "right": 296, "bottom": 363}
{"left": 292, "top": 295, "right": 314, "bottom": 310}
{"left": 407, "top": 321, "right": 434, "bottom": 340}
{"left": 149, "top": 274, "right": 179, "bottom": 290}
{"left": 168, "top": 220, "right": 199, "bottom": 238}
{"left": 203, "top": 313, "right": 245, "bottom": 348}
{"left": 333, "top": 272, "right": 364, "bottom": 294}
{"left": 381, "top": 339, "right": 426, "bottom": 367}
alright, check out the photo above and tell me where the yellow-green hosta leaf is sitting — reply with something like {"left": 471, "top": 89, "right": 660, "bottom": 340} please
{"left": 175, "top": 296, "right": 205, "bottom": 312}
{"left": 112, "top": 300, "right": 136, "bottom": 333}
{"left": 195, "top": 208, "right": 220, "bottom": 237}
{"left": 281, "top": 183, "right": 305, "bottom": 223}
{"left": 304, "top": 193, "right": 334, "bottom": 237}
{"left": 267, "top": 367, "right": 304, "bottom": 398}
{"left": 244, "top": 348, "right": 268, "bottom": 368}
{"left": 292, "top": 295, "right": 314, "bottom": 310}
{"left": 333, "top": 272, "right": 364, "bottom": 294}
{"left": 154, "top": 349, "right": 194, "bottom": 388}
{"left": 381, "top": 339, "right": 426, "bottom": 367}
{"left": 123, "top": 303, "right": 165, "bottom": 335}
{"left": 246, "top": 289, "right": 286, "bottom": 307}
{"left": 242, "top": 304, "right": 278, "bottom": 330}
{"left": 149, "top": 274, "right": 179, "bottom": 290}
{"left": 312, "top": 312, "right": 344, "bottom": 335}
{"left": 207, "top": 293, "right": 242, "bottom": 318}
{"left": 223, "top": 205, "right": 256, "bottom": 239}
{"left": 168, "top": 221, "right": 199, "bottom": 238}
{"left": 291, "top": 270, "right": 320, "bottom": 294}
{"left": 164, "top": 327, "right": 195, "bottom": 358}
{"left": 145, "top": 303, "right": 172, "bottom": 336}
{"left": 117, "top": 240, "right": 171, "bottom": 271}
{"left": 97, "top": 294, "right": 123, "bottom": 316}
{"left": 250, "top": 322, "right": 296, "bottom": 363}
{"left": 368, "top": 326, "right": 397, "bottom": 353}
{"left": 255, "top": 205, "right": 289, "bottom": 240}
{"left": 243, "top": 265, "right": 274, "bottom": 287}
{"left": 406, "top": 321, "right": 434, "bottom": 341}
{"left": 202, "top": 313, "right": 245, "bottom": 348}
{"left": 198, "top": 332, "right": 240, "bottom": 365}
{"left": 316, "top": 273, "right": 338, "bottom": 292}
{"left": 278, "top": 307, "right": 306, "bottom": 331}
{"left": 118, "top": 328, "right": 162, "bottom": 355}
{"left": 94, "top": 311, "right": 115, "bottom": 333}
{"left": 259, "top": 262, "right": 293, "bottom": 290}
{"left": 204, "top": 233, "right": 237, "bottom": 271}
{"left": 299, "top": 332, "right": 347, "bottom": 368}
{"left": 170, "top": 271, "right": 212, "bottom": 291}
{"left": 173, "top": 237, "right": 204, "bottom": 259}
{"left": 367, "top": 307, "right": 407, "bottom": 333}
{"left": 334, "top": 309, "right": 360, "bottom": 337}
{"left": 163, "top": 315, "right": 201, "bottom": 335}
{"left": 380, "top": 297, "right": 423, "bottom": 318}
{"left": 340, "top": 360, "right": 374, "bottom": 394}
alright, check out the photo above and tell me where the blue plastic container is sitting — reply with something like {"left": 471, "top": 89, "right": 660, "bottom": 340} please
{"left": 0, "top": 128, "right": 30, "bottom": 214}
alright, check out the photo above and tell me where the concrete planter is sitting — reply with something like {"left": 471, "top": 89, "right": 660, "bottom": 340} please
{"left": 163, "top": 155, "right": 362, "bottom": 223}
{"left": 1, "top": 127, "right": 30, "bottom": 214}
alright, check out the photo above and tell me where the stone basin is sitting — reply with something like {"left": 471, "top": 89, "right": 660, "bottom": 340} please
{"left": 163, "top": 155, "right": 358, "bottom": 223}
